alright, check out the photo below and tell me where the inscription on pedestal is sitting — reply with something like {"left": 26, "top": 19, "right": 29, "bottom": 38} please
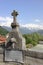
{"left": 4, "top": 50, "right": 24, "bottom": 63}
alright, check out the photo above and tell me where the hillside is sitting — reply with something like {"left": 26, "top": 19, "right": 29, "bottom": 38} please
{"left": 0, "top": 26, "right": 43, "bottom": 48}
{"left": 0, "top": 26, "right": 9, "bottom": 36}
{"left": 37, "top": 30, "right": 43, "bottom": 35}
{"left": 2, "top": 26, "right": 43, "bottom": 35}
{"left": 2, "top": 26, "right": 36, "bottom": 34}
{"left": 23, "top": 32, "right": 43, "bottom": 48}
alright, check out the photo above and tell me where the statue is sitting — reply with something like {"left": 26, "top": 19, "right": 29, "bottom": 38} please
{"left": 5, "top": 10, "right": 26, "bottom": 50}
{"left": 4, "top": 10, "right": 26, "bottom": 65}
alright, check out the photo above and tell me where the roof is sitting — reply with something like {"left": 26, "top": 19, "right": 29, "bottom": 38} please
{"left": 0, "top": 35, "right": 6, "bottom": 44}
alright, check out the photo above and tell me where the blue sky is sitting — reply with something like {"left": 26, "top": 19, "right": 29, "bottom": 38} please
{"left": 0, "top": 0, "right": 43, "bottom": 29}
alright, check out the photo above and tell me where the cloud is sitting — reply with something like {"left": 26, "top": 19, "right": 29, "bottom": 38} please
{"left": 0, "top": 16, "right": 43, "bottom": 30}
{"left": 35, "top": 19, "right": 40, "bottom": 22}
{"left": 0, "top": 16, "right": 13, "bottom": 27}
{"left": 20, "top": 23, "right": 43, "bottom": 30}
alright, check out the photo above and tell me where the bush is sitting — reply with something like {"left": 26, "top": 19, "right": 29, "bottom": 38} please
{"left": 26, "top": 44, "right": 33, "bottom": 48}
{"left": 23, "top": 33, "right": 43, "bottom": 47}
{"left": 32, "top": 41, "right": 37, "bottom": 46}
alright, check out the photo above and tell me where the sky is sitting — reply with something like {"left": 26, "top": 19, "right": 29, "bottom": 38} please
{"left": 0, "top": 0, "right": 43, "bottom": 29}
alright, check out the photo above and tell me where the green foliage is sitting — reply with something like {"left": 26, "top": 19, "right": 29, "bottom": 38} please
{"left": 32, "top": 41, "right": 37, "bottom": 46}
{"left": 23, "top": 32, "right": 43, "bottom": 47}
{"left": 0, "top": 26, "right": 43, "bottom": 48}
{"left": 0, "top": 26, "right": 9, "bottom": 36}
{"left": 26, "top": 44, "right": 33, "bottom": 48}
{"left": 26, "top": 37, "right": 32, "bottom": 44}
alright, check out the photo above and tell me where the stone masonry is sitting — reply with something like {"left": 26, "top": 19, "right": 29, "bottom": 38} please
{"left": 5, "top": 10, "right": 26, "bottom": 50}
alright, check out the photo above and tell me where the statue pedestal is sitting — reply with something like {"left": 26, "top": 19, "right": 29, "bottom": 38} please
{"left": 4, "top": 49, "right": 24, "bottom": 65}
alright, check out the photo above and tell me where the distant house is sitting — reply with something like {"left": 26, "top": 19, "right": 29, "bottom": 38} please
{"left": 0, "top": 35, "right": 6, "bottom": 46}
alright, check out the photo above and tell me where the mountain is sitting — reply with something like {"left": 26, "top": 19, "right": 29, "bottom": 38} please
{"left": 0, "top": 26, "right": 9, "bottom": 36}
{"left": 19, "top": 27, "right": 34, "bottom": 34}
{"left": 2, "top": 26, "right": 43, "bottom": 34}
{"left": 2, "top": 26, "right": 38, "bottom": 34}
{"left": 37, "top": 30, "right": 43, "bottom": 35}
{"left": 2, "top": 26, "right": 11, "bottom": 31}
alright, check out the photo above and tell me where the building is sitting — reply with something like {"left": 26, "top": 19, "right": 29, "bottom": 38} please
{"left": 0, "top": 35, "right": 6, "bottom": 46}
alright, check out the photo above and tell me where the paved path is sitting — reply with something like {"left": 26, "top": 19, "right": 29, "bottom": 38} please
{"left": 24, "top": 44, "right": 43, "bottom": 65}
{"left": 29, "top": 44, "right": 43, "bottom": 52}
{"left": 24, "top": 56, "right": 43, "bottom": 65}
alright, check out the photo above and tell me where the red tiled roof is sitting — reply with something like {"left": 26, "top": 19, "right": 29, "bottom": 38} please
{"left": 0, "top": 35, "right": 6, "bottom": 44}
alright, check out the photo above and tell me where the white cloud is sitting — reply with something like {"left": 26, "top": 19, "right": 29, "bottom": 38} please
{"left": 0, "top": 16, "right": 13, "bottom": 27}
{"left": 0, "top": 17, "right": 6, "bottom": 21}
{"left": 20, "top": 24, "right": 43, "bottom": 30}
{"left": 35, "top": 19, "right": 40, "bottom": 22}
{"left": 0, "top": 16, "right": 43, "bottom": 30}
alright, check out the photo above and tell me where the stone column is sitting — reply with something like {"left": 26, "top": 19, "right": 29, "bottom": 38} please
{"left": 11, "top": 10, "right": 19, "bottom": 28}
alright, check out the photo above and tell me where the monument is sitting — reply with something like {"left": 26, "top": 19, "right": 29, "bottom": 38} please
{"left": 5, "top": 10, "right": 26, "bottom": 50}
{"left": 4, "top": 10, "right": 26, "bottom": 65}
